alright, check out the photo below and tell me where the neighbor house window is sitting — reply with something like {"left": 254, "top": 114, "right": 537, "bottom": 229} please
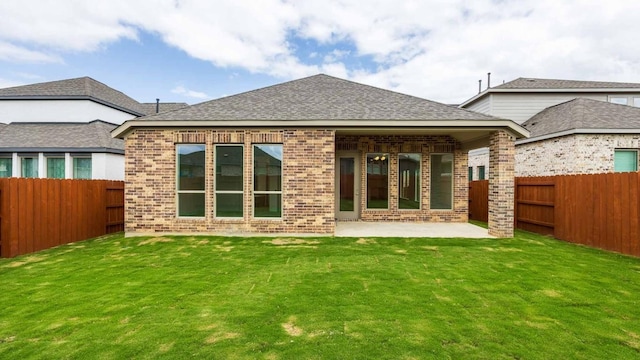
{"left": 478, "top": 165, "right": 486, "bottom": 180}
{"left": 634, "top": 97, "right": 640, "bottom": 108}
{"left": 20, "top": 155, "right": 38, "bottom": 178}
{"left": 0, "top": 156, "right": 11, "bottom": 177}
{"left": 614, "top": 149, "right": 638, "bottom": 172}
{"left": 254, "top": 144, "right": 282, "bottom": 218}
{"left": 177, "top": 144, "right": 206, "bottom": 217}
{"left": 609, "top": 97, "right": 628, "bottom": 105}
{"left": 468, "top": 166, "right": 473, "bottom": 181}
{"left": 399, "top": 153, "right": 420, "bottom": 210}
{"left": 73, "top": 157, "right": 92, "bottom": 179}
{"left": 367, "top": 153, "right": 388, "bottom": 209}
{"left": 215, "top": 145, "right": 243, "bottom": 218}
{"left": 430, "top": 153, "right": 453, "bottom": 210}
{"left": 46, "top": 156, "right": 65, "bottom": 179}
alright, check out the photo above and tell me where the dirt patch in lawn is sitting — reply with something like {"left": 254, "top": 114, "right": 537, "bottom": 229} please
{"left": 356, "top": 238, "right": 377, "bottom": 245}
{"left": 540, "top": 289, "right": 562, "bottom": 298}
{"left": 5, "top": 255, "right": 48, "bottom": 268}
{"left": 282, "top": 317, "right": 303, "bottom": 336}
{"left": 138, "top": 237, "right": 174, "bottom": 246}
{"left": 267, "top": 238, "right": 320, "bottom": 246}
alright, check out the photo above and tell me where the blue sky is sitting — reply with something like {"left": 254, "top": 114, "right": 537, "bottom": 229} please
{"left": 1, "top": 0, "right": 640, "bottom": 105}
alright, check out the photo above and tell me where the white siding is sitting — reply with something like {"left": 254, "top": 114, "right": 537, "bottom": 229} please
{"left": 92, "top": 153, "right": 125, "bottom": 180}
{"left": 465, "top": 96, "right": 491, "bottom": 115}
{"left": 490, "top": 93, "right": 609, "bottom": 123}
{"left": 0, "top": 100, "right": 137, "bottom": 124}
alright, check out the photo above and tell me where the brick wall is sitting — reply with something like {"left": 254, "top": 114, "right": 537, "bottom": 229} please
{"left": 516, "top": 134, "right": 640, "bottom": 176}
{"left": 488, "top": 131, "right": 515, "bottom": 237}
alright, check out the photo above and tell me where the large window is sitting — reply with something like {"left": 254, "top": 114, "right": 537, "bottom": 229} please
{"left": 254, "top": 144, "right": 282, "bottom": 218}
{"left": 21, "top": 155, "right": 38, "bottom": 178}
{"left": 47, "top": 156, "right": 65, "bottom": 179}
{"left": 177, "top": 144, "right": 206, "bottom": 217}
{"left": 614, "top": 149, "right": 638, "bottom": 172}
{"left": 430, "top": 153, "right": 453, "bottom": 210}
{"left": 0, "top": 157, "right": 11, "bottom": 177}
{"left": 399, "top": 153, "right": 420, "bottom": 209}
{"left": 73, "top": 157, "right": 92, "bottom": 179}
{"left": 367, "top": 153, "right": 388, "bottom": 209}
{"left": 215, "top": 145, "right": 244, "bottom": 217}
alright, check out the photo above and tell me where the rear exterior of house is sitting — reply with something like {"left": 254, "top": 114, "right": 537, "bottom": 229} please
{"left": 114, "top": 75, "right": 528, "bottom": 237}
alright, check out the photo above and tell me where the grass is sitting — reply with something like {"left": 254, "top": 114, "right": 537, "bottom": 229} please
{"left": 1, "top": 230, "right": 640, "bottom": 359}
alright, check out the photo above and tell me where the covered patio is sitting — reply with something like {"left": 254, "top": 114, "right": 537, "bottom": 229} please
{"left": 335, "top": 221, "right": 494, "bottom": 238}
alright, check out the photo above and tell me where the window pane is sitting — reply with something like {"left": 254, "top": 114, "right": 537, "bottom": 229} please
{"left": 216, "top": 146, "right": 243, "bottom": 191}
{"left": 340, "top": 158, "right": 355, "bottom": 211}
{"left": 614, "top": 150, "right": 638, "bottom": 172}
{"left": 21, "top": 157, "right": 38, "bottom": 178}
{"left": 610, "top": 97, "right": 628, "bottom": 105}
{"left": 0, "top": 158, "right": 11, "bottom": 177}
{"left": 47, "top": 158, "right": 65, "bottom": 179}
{"left": 431, "top": 154, "right": 453, "bottom": 210}
{"left": 634, "top": 98, "right": 640, "bottom": 107}
{"left": 178, "top": 193, "right": 205, "bottom": 217}
{"left": 478, "top": 166, "right": 486, "bottom": 180}
{"left": 254, "top": 145, "right": 282, "bottom": 192}
{"left": 399, "top": 153, "right": 420, "bottom": 209}
{"left": 367, "top": 153, "right": 388, "bottom": 209}
{"left": 254, "top": 193, "right": 282, "bottom": 217}
{"left": 178, "top": 145, "right": 205, "bottom": 190}
{"left": 73, "top": 158, "right": 92, "bottom": 179}
{"left": 468, "top": 166, "right": 473, "bottom": 181}
{"left": 216, "top": 193, "right": 243, "bottom": 217}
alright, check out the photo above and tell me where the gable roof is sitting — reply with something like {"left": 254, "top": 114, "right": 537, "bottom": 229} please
{"left": 494, "top": 77, "right": 640, "bottom": 90}
{"left": 139, "top": 102, "right": 189, "bottom": 115}
{"left": 0, "top": 77, "right": 146, "bottom": 116}
{"left": 0, "top": 120, "right": 124, "bottom": 153}
{"left": 518, "top": 98, "right": 640, "bottom": 143}
{"left": 134, "top": 74, "right": 499, "bottom": 121}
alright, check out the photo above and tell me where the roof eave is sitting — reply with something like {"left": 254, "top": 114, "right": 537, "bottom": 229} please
{"left": 516, "top": 128, "right": 640, "bottom": 145}
{"left": 0, "top": 95, "right": 145, "bottom": 117}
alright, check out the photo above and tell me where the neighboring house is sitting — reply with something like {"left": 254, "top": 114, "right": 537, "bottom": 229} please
{"left": 0, "top": 77, "right": 184, "bottom": 180}
{"left": 0, "top": 76, "right": 147, "bottom": 124}
{"left": 517, "top": 98, "right": 640, "bottom": 176}
{"left": 0, "top": 120, "right": 124, "bottom": 180}
{"left": 460, "top": 77, "right": 640, "bottom": 178}
{"left": 112, "top": 74, "right": 528, "bottom": 237}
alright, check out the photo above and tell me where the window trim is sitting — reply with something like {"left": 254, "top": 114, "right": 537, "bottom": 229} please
{"left": 609, "top": 96, "right": 629, "bottom": 105}
{"left": 176, "top": 144, "right": 206, "bottom": 219}
{"left": 429, "top": 152, "right": 454, "bottom": 211}
{"left": 365, "top": 152, "right": 389, "bottom": 210}
{"left": 214, "top": 144, "right": 244, "bottom": 219}
{"left": 398, "top": 153, "right": 421, "bottom": 211}
{"left": 252, "top": 144, "right": 283, "bottom": 219}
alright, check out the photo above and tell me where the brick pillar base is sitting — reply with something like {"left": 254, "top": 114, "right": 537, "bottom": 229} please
{"left": 488, "top": 131, "right": 515, "bottom": 237}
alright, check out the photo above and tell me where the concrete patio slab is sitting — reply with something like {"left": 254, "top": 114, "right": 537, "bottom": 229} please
{"left": 335, "top": 222, "right": 495, "bottom": 238}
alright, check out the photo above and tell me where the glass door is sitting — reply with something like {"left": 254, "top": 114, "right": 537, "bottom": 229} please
{"left": 336, "top": 152, "right": 360, "bottom": 220}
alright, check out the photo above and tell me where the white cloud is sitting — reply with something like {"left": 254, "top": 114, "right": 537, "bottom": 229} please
{"left": 171, "top": 85, "right": 209, "bottom": 99}
{"left": 1, "top": 1, "right": 640, "bottom": 102}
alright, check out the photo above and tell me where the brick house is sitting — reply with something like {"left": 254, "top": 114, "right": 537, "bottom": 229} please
{"left": 517, "top": 98, "right": 640, "bottom": 176}
{"left": 112, "top": 75, "right": 528, "bottom": 237}
{"left": 460, "top": 77, "right": 640, "bottom": 178}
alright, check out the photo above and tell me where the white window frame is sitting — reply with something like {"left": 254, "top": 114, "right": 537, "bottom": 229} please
{"left": 365, "top": 152, "right": 389, "bottom": 210}
{"left": 430, "top": 153, "right": 454, "bottom": 211}
{"left": 176, "top": 144, "right": 206, "bottom": 218}
{"left": 252, "top": 144, "right": 283, "bottom": 219}
{"left": 398, "top": 153, "right": 421, "bottom": 211}
{"left": 609, "top": 96, "right": 629, "bottom": 105}
{"left": 214, "top": 144, "right": 244, "bottom": 218}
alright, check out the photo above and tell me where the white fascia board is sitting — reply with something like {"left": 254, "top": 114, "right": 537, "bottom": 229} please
{"left": 112, "top": 119, "right": 530, "bottom": 139}
{"left": 516, "top": 128, "right": 640, "bottom": 145}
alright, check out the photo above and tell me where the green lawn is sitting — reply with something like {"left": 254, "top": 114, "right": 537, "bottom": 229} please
{"left": 1, "top": 230, "right": 640, "bottom": 359}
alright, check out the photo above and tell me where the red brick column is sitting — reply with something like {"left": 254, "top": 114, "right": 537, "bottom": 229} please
{"left": 488, "top": 131, "right": 515, "bottom": 237}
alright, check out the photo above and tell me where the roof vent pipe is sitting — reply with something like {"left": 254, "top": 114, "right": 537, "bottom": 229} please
{"left": 478, "top": 79, "right": 482, "bottom": 94}
{"left": 156, "top": 98, "right": 160, "bottom": 114}
{"left": 487, "top": 72, "right": 491, "bottom": 89}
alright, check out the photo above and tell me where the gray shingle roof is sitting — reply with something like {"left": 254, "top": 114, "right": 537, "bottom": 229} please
{"left": 495, "top": 77, "right": 640, "bottom": 90}
{"left": 0, "top": 120, "right": 124, "bottom": 152}
{"left": 138, "top": 74, "right": 498, "bottom": 121}
{"left": 521, "top": 98, "right": 640, "bottom": 138}
{"left": 0, "top": 77, "right": 146, "bottom": 115}
{"left": 139, "top": 102, "right": 188, "bottom": 115}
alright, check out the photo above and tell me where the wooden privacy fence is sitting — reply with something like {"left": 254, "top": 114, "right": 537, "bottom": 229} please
{"left": 468, "top": 172, "right": 640, "bottom": 257}
{"left": 0, "top": 178, "right": 124, "bottom": 258}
